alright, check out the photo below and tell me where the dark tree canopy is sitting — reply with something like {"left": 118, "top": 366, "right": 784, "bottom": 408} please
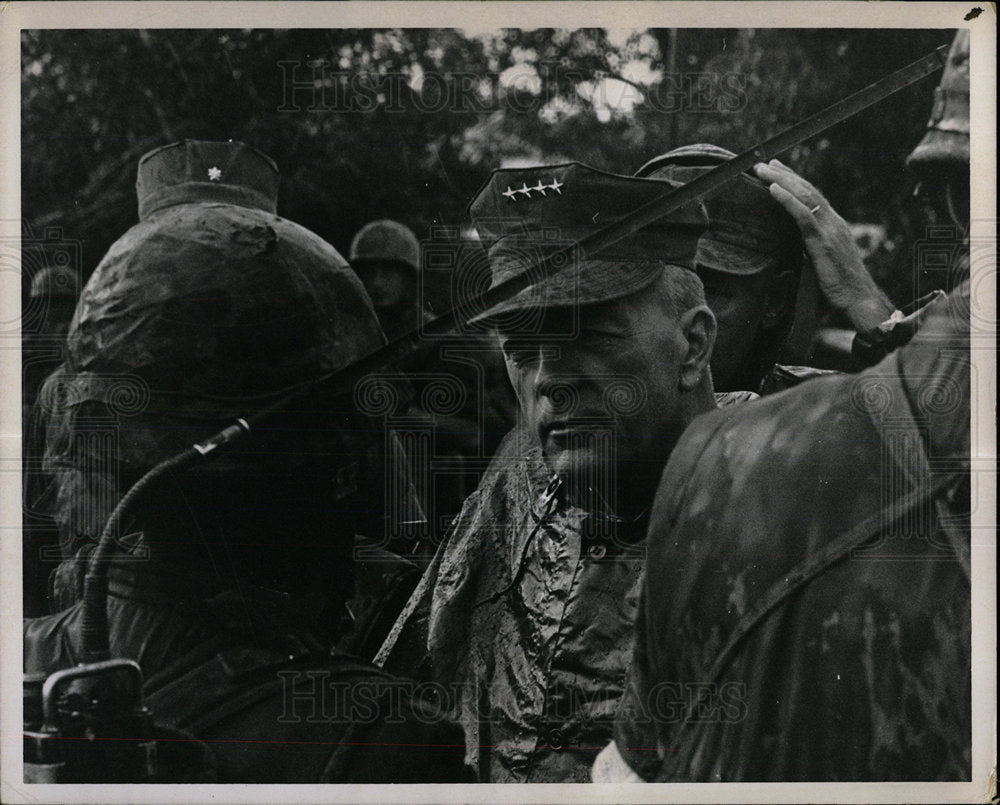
{"left": 22, "top": 28, "right": 952, "bottom": 305}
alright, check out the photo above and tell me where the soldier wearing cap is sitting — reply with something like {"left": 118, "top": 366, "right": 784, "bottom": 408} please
{"left": 379, "top": 140, "right": 955, "bottom": 783}
{"left": 23, "top": 140, "right": 471, "bottom": 783}
{"left": 636, "top": 143, "right": 808, "bottom": 393}
{"left": 637, "top": 144, "right": 935, "bottom": 392}
{"left": 378, "top": 162, "right": 719, "bottom": 782}
{"left": 373, "top": 149, "right": 911, "bottom": 780}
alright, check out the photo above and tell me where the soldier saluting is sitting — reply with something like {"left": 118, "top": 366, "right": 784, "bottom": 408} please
{"left": 604, "top": 30, "right": 973, "bottom": 783}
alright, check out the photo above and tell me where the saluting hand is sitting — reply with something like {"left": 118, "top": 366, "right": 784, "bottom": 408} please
{"left": 754, "top": 159, "right": 895, "bottom": 334}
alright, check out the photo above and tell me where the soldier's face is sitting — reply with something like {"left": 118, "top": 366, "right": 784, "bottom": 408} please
{"left": 498, "top": 293, "right": 689, "bottom": 510}
{"left": 700, "top": 267, "right": 794, "bottom": 391}
{"left": 913, "top": 174, "right": 970, "bottom": 229}
{"left": 355, "top": 261, "right": 415, "bottom": 311}
{"left": 699, "top": 269, "right": 768, "bottom": 389}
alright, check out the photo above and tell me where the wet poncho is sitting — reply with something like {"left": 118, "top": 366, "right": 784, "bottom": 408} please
{"left": 614, "top": 284, "right": 971, "bottom": 781}
{"left": 24, "top": 559, "right": 473, "bottom": 783}
{"left": 377, "top": 391, "right": 754, "bottom": 782}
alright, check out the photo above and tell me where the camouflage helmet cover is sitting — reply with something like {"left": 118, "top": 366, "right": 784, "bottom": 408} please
{"left": 40, "top": 141, "right": 386, "bottom": 539}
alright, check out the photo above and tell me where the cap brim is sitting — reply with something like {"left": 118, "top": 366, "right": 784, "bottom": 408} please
{"left": 469, "top": 259, "right": 664, "bottom": 327}
{"left": 696, "top": 237, "right": 780, "bottom": 276}
{"left": 906, "top": 130, "right": 970, "bottom": 175}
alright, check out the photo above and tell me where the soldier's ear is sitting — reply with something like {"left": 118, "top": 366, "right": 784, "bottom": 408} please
{"left": 678, "top": 304, "right": 716, "bottom": 391}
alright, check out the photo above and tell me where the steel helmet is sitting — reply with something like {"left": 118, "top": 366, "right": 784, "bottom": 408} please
{"left": 906, "top": 30, "right": 970, "bottom": 176}
{"left": 29, "top": 265, "right": 80, "bottom": 300}
{"left": 349, "top": 219, "right": 420, "bottom": 272}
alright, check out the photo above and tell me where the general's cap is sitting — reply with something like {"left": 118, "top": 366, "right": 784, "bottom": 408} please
{"left": 906, "top": 31, "right": 970, "bottom": 176}
{"left": 468, "top": 162, "right": 707, "bottom": 324}
{"left": 136, "top": 139, "right": 280, "bottom": 220}
{"left": 635, "top": 143, "right": 802, "bottom": 276}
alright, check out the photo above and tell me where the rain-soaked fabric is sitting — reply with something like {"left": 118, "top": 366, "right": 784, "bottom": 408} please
{"left": 64, "top": 202, "right": 380, "bottom": 414}
{"left": 23, "top": 559, "right": 473, "bottom": 783}
{"left": 614, "top": 285, "right": 971, "bottom": 781}
{"left": 758, "top": 363, "right": 840, "bottom": 396}
{"left": 382, "top": 426, "right": 646, "bottom": 782}
{"left": 378, "top": 390, "right": 754, "bottom": 782}
{"left": 37, "top": 199, "right": 383, "bottom": 552}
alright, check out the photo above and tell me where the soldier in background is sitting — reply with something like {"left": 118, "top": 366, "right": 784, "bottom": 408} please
{"left": 906, "top": 29, "right": 970, "bottom": 234}
{"left": 636, "top": 144, "right": 937, "bottom": 393}
{"left": 23, "top": 140, "right": 470, "bottom": 783}
{"left": 349, "top": 218, "right": 432, "bottom": 341}
{"left": 348, "top": 219, "right": 516, "bottom": 546}
{"left": 23, "top": 264, "right": 79, "bottom": 411}
{"left": 338, "top": 222, "right": 519, "bottom": 661}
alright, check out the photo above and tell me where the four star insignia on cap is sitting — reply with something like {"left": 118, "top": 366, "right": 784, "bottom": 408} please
{"left": 502, "top": 177, "right": 565, "bottom": 202}
{"left": 207, "top": 166, "right": 223, "bottom": 181}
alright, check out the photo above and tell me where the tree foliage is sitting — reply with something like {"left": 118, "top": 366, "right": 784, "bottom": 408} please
{"left": 22, "top": 28, "right": 952, "bottom": 304}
